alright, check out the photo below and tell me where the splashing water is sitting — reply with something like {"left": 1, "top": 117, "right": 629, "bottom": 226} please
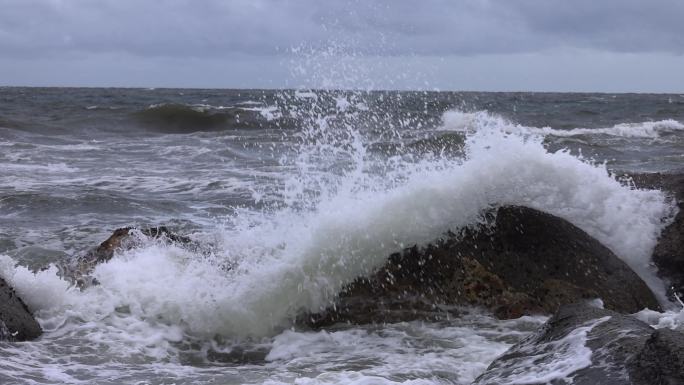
{"left": 0, "top": 86, "right": 680, "bottom": 384}
{"left": 2, "top": 103, "right": 675, "bottom": 341}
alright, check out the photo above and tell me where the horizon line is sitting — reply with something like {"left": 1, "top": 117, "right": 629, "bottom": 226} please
{"left": 2, "top": 85, "right": 683, "bottom": 95}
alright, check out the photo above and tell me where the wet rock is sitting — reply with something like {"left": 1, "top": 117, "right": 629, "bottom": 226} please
{"left": 0, "top": 277, "right": 42, "bottom": 341}
{"left": 80, "top": 226, "right": 192, "bottom": 266}
{"left": 306, "top": 206, "right": 660, "bottom": 327}
{"left": 459, "top": 206, "right": 660, "bottom": 314}
{"left": 630, "top": 172, "right": 684, "bottom": 299}
{"left": 628, "top": 328, "right": 684, "bottom": 385}
{"left": 474, "top": 303, "right": 684, "bottom": 385}
{"left": 62, "top": 226, "right": 193, "bottom": 288}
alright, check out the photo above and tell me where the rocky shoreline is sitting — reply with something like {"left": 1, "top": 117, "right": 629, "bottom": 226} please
{"left": 475, "top": 303, "right": 684, "bottom": 385}
{"left": 1, "top": 172, "right": 683, "bottom": 384}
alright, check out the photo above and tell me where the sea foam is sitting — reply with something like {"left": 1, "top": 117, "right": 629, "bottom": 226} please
{"left": 441, "top": 109, "right": 684, "bottom": 139}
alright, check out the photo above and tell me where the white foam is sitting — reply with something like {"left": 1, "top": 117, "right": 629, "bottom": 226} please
{"left": 295, "top": 90, "right": 319, "bottom": 99}
{"left": 270, "top": 372, "right": 435, "bottom": 385}
{"left": 235, "top": 100, "right": 263, "bottom": 106}
{"left": 440, "top": 110, "right": 499, "bottom": 134}
{"left": 335, "top": 96, "right": 352, "bottom": 112}
{"left": 476, "top": 316, "right": 610, "bottom": 384}
{"left": 146, "top": 103, "right": 230, "bottom": 112}
{"left": 0, "top": 162, "right": 78, "bottom": 173}
{"left": 239, "top": 105, "right": 282, "bottom": 121}
{"left": 634, "top": 308, "right": 684, "bottom": 332}
{"left": 37, "top": 143, "right": 101, "bottom": 151}
{"left": 634, "top": 295, "right": 684, "bottom": 332}
{"left": 440, "top": 109, "right": 684, "bottom": 139}
{"left": 263, "top": 313, "right": 545, "bottom": 384}
{"left": 559, "top": 120, "right": 684, "bottom": 138}
{"left": 1, "top": 252, "right": 544, "bottom": 382}
{"left": 0, "top": 255, "right": 73, "bottom": 312}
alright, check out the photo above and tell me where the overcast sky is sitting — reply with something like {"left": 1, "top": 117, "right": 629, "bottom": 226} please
{"left": 1, "top": 0, "right": 683, "bottom": 92}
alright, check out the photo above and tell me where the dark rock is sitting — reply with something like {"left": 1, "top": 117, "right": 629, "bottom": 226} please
{"left": 62, "top": 226, "right": 193, "bottom": 288}
{"left": 629, "top": 328, "right": 684, "bottom": 385}
{"left": 476, "top": 304, "right": 650, "bottom": 384}
{"left": 80, "top": 226, "right": 192, "bottom": 266}
{"left": 455, "top": 206, "right": 659, "bottom": 315}
{"left": 0, "top": 276, "right": 42, "bottom": 341}
{"left": 630, "top": 172, "right": 684, "bottom": 299}
{"left": 306, "top": 206, "right": 660, "bottom": 327}
{"left": 474, "top": 303, "right": 684, "bottom": 385}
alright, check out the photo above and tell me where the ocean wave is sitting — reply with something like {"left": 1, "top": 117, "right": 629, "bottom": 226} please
{"left": 235, "top": 100, "right": 264, "bottom": 106}
{"left": 0, "top": 162, "right": 78, "bottom": 174}
{"left": 133, "top": 103, "right": 275, "bottom": 132}
{"left": 540, "top": 120, "right": 684, "bottom": 138}
{"left": 0, "top": 116, "right": 26, "bottom": 130}
{"left": 84, "top": 105, "right": 123, "bottom": 111}
{"left": 238, "top": 105, "right": 282, "bottom": 121}
{"left": 2, "top": 125, "right": 673, "bottom": 343}
{"left": 440, "top": 109, "right": 684, "bottom": 139}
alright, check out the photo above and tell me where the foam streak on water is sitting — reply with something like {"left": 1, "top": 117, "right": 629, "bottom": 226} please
{"left": 474, "top": 316, "right": 611, "bottom": 385}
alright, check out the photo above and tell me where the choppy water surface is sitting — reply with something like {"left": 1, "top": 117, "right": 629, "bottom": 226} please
{"left": 1, "top": 88, "right": 684, "bottom": 384}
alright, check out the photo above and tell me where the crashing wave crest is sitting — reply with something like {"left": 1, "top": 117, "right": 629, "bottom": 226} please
{"left": 0, "top": 109, "right": 675, "bottom": 342}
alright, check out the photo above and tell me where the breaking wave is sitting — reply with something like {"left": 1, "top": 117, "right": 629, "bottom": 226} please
{"left": 0, "top": 108, "right": 675, "bottom": 346}
{"left": 441, "top": 110, "right": 684, "bottom": 139}
{"left": 133, "top": 103, "right": 284, "bottom": 132}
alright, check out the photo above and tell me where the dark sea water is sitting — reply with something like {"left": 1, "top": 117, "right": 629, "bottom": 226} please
{"left": 1, "top": 87, "right": 683, "bottom": 384}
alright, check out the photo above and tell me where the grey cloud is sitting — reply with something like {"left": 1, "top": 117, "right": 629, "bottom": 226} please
{"left": 0, "top": 0, "right": 324, "bottom": 57}
{"left": 508, "top": 0, "right": 684, "bottom": 53}
{"left": 1, "top": 0, "right": 682, "bottom": 91}
{"left": 0, "top": 0, "right": 682, "bottom": 60}
{"left": 299, "top": 0, "right": 684, "bottom": 56}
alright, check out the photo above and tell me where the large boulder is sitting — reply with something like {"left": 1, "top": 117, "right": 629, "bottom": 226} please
{"left": 630, "top": 172, "right": 684, "bottom": 299}
{"left": 306, "top": 206, "right": 660, "bottom": 326}
{"left": 474, "top": 303, "right": 684, "bottom": 385}
{"left": 0, "top": 277, "right": 42, "bottom": 341}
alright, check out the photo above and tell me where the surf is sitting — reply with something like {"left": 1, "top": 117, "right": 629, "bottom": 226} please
{"left": 1, "top": 107, "right": 675, "bottom": 343}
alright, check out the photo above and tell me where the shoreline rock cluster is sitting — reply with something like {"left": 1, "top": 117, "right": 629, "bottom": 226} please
{"left": 1, "top": 172, "right": 683, "bottom": 383}
{"left": 474, "top": 303, "right": 684, "bottom": 385}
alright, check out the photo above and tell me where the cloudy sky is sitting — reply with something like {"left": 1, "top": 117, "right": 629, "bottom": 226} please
{"left": 1, "top": 0, "right": 683, "bottom": 92}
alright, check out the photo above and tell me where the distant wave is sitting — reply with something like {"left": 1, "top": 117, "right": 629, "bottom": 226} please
{"left": 133, "top": 103, "right": 285, "bottom": 132}
{"left": 440, "top": 110, "right": 684, "bottom": 139}
{"left": 84, "top": 105, "right": 123, "bottom": 111}
{"left": 536, "top": 120, "right": 684, "bottom": 138}
{"left": 0, "top": 116, "right": 24, "bottom": 130}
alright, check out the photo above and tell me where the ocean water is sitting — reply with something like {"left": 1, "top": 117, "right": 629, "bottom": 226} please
{"left": 1, "top": 87, "right": 684, "bottom": 384}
